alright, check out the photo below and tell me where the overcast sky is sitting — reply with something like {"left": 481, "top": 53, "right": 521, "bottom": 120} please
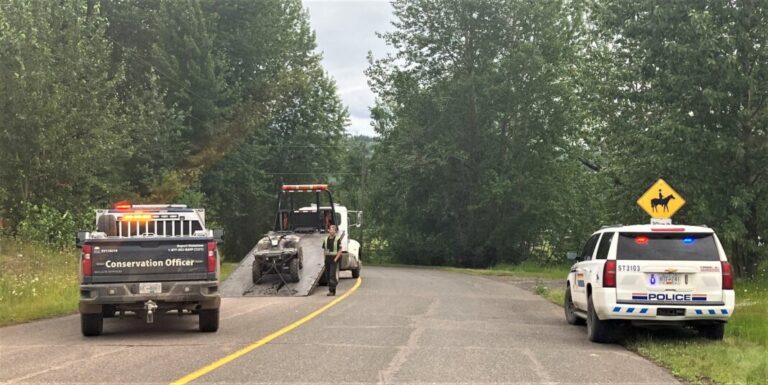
{"left": 303, "top": 0, "right": 395, "bottom": 137}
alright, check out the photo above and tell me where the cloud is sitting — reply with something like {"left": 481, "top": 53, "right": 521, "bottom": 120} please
{"left": 303, "top": 0, "right": 395, "bottom": 137}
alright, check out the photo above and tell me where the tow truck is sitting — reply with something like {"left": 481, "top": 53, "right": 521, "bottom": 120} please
{"left": 76, "top": 203, "right": 223, "bottom": 336}
{"left": 220, "top": 184, "right": 362, "bottom": 296}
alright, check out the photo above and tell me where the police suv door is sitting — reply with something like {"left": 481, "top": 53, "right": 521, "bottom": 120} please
{"left": 572, "top": 233, "right": 600, "bottom": 310}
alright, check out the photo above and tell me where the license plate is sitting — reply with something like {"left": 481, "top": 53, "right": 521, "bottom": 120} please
{"left": 651, "top": 273, "right": 681, "bottom": 286}
{"left": 139, "top": 282, "right": 162, "bottom": 294}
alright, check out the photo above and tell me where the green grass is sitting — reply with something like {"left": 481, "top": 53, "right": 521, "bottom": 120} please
{"left": 626, "top": 280, "right": 768, "bottom": 385}
{"left": 0, "top": 238, "right": 80, "bottom": 326}
{"left": 220, "top": 261, "right": 238, "bottom": 282}
{"left": 532, "top": 280, "right": 566, "bottom": 305}
{"left": 440, "top": 261, "right": 570, "bottom": 280}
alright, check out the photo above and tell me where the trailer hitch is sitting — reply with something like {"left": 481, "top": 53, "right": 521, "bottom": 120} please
{"left": 144, "top": 300, "right": 158, "bottom": 324}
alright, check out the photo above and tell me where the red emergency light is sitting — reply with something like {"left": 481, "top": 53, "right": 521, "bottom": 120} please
{"left": 113, "top": 201, "right": 132, "bottom": 210}
{"left": 281, "top": 184, "right": 328, "bottom": 192}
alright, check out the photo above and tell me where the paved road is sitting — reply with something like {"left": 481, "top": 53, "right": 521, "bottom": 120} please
{"left": 0, "top": 267, "right": 680, "bottom": 384}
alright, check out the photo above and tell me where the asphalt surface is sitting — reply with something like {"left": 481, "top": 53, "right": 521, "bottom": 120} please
{"left": 0, "top": 267, "right": 681, "bottom": 384}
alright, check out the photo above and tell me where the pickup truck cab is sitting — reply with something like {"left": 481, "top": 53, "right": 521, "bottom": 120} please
{"left": 76, "top": 203, "right": 223, "bottom": 336}
{"left": 564, "top": 224, "right": 735, "bottom": 343}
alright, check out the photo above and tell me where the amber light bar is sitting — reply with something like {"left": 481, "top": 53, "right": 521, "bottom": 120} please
{"left": 281, "top": 184, "right": 328, "bottom": 192}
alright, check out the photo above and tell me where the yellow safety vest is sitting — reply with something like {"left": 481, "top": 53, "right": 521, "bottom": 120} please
{"left": 323, "top": 236, "right": 341, "bottom": 256}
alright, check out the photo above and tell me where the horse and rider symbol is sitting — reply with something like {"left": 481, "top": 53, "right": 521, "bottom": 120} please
{"left": 651, "top": 189, "right": 675, "bottom": 213}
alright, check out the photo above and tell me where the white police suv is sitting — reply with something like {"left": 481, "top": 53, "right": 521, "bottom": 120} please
{"left": 564, "top": 224, "right": 735, "bottom": 343}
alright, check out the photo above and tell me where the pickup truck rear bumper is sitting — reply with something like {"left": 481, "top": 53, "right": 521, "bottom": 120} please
{"left": 79, "top": 280, "right": 220, "bottom": 314}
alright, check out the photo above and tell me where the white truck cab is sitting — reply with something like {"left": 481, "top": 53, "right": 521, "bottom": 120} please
{"left": 564, "top": 223, "right": 735, "bottom": 343}
{"left": 298, "top": 203, "right": 363, "bottom": 277}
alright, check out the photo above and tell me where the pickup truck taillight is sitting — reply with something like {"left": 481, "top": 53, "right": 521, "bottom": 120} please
{"left": 721, "top": 261, "right": 733, "bottom": 290}
{"left": 207, "top": 241, "right": 217, "bottom": 273}
{"left": 82, "top": 244, "right": 93, "bottom": 276}
{"left": 603, "top": 260, "right": 617, "bottom": 288}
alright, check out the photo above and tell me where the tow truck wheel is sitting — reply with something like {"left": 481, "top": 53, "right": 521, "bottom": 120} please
{"left": 199, "top": 308, "right": 219, "bottom": 332}
{"left": 81, "top": 313, "right": 103, "bottom": 337}
{"left": 696, "top": 323, "right": 725, "bottom": 340}
{"left": 252, "top": 263, "right": 262, "bottom": 284}
{"left": 289, "top": 257, "right": 300, "bottom": 282}
{"left": 564, "top": 287, "right": 585, "bottom": 325}
{"left": 587, "top": 294, "right": 619, "bottom": 343}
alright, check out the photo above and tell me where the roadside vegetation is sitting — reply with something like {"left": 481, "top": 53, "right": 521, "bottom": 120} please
{"left": 442, "top": 262, "right": 570, "bottom": 280}
{"left": 627, "top": 280, "right": 768, "bottom": 385}
{"left": 0, "top": 238, "right": 79, "bottom": 326}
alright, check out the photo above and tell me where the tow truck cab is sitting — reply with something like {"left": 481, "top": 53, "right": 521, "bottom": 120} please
{"left": 565, "top": 224, "right": 735, "bottom": 342}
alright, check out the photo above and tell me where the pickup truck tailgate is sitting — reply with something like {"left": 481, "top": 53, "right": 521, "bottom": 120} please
{"left": 88, "top": 238, "right": 211, "bottom": 283}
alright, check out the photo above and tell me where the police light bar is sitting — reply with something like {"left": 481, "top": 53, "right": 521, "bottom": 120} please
{"left": 282, "top": 184, "right": 328, "bottom": 192}
{"left": 122, "top": 213, "right": 152, "bottom": 222}
{"left": 651, "top": 227, "right": 686, "bottom": 232}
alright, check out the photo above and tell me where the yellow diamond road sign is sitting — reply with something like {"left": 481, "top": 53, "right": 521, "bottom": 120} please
{"left": 636, "top": 179, "right": 686, "bottom": 219}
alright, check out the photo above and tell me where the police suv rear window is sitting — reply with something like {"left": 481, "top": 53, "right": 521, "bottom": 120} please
{"left": 617, "top": 233, "right": 719, "bottom": 261}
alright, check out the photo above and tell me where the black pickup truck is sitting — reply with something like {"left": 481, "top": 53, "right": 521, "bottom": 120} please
{"left": 76, "top": 203, "right": 223, "bottom": 336}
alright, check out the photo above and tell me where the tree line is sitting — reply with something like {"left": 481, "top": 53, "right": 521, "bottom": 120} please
{"left": 365, "top": 0, "right": 767, "bottom": 278}
{"left": 1, "top": 0, "right": 765, "bottom": 278}
{"left": 0, "top": 0, "right": 362, "bottom": 258}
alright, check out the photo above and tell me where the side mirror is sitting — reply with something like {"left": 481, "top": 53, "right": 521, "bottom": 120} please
{"left": 75, "top": 231, "right": 88, "bottom": 248}
{"left": 566, "top": 251, "right": 578, "bottom": 261}
{"left": 348, "top": 211, "right": 363, "bottom": 228}
{"left": 213, "top": 229, "right": 225, "bottom": 244}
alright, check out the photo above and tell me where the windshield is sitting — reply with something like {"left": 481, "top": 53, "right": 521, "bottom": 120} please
{"left": 617, "top": 233, "right": 720, "bottom": 261}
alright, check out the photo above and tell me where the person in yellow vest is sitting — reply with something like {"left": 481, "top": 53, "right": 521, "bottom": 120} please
{"left": 323, "top": 224, "right": 343, "bottom": 296}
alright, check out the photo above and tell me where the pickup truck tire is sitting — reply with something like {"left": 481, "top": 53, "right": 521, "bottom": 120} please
{"left": 587, "top": 294, "right": 619, "bottom": 343}
{"left": 696, "top": 323, "right": 725, "bottom": 340}
{"left": 199, "top": 308, "right": 219, "bottom": 332}
{"left": 81, "top": 313, "right": 103, "bottom": 337}
{"left": 96, "top": 214, "right": 117, "bottom": 236}
{"left": 252, "top": 263, "right": 262, "bottom": 284}
{"left": 564, "top": 287, "right": 585, "bottom": 325}
{"left": 351, "top": 262, "right": 361, "bottom": 278}
{"left": 289, "top": 257, "right": 300, "bottom": 282}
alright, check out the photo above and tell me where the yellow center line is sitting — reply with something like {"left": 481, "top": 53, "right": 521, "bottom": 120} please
{"left": 171, "top": 277, "right": 363, "bottom": 385}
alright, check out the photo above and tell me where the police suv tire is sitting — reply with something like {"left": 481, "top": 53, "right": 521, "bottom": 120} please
{"left": 564, "top": 287, "right": 585, "bottom": 325}
{"left": 697, "top": 323, "right": 725, "bottom": 340}
{"left": 252, "top": 263, "right": 262, "bottom": 284}
{"left": 96, "top": 214, "right": 117, "bottom": 236}
{"left": 199, "top": 308, "right": 219, "bottom": 332}
{"left": 289, "top": 257, "right": 300, "bottom": 282}
{"left": 351, "top": 263, "right": 361, "bottom": 278}
{"left": 587, "top": 295, "right": 618, "bottom": 343}
{"left": 81, "top": 313, "right": 103, "bottom": 337}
